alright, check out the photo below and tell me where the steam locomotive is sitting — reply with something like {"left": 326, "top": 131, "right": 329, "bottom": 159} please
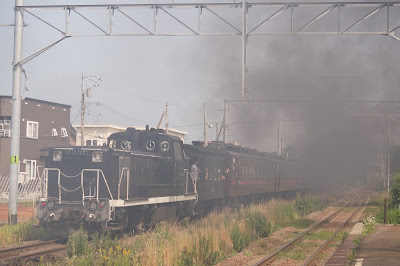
{"left": 35, "top": 127, "right": 303, "bottom": 231}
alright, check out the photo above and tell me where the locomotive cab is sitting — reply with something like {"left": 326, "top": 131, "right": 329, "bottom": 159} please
{"left": 36, "top": 127, "right": 195, "bottom": 231}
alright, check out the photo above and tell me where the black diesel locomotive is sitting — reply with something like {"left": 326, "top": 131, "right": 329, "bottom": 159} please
{"left": 36, "top": 127, "right": 303, "bottom": 231}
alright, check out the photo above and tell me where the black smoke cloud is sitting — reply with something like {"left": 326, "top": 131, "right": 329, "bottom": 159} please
{"left": 201, "top": 8, "right": 400, "bottom": 188}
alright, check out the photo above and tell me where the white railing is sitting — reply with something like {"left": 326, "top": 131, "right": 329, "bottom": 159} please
{"left": 0, "top": 175, "right": 41, "bottom": 200}
{"left": 0, "top": 129, "right": 11, "bottom": 138}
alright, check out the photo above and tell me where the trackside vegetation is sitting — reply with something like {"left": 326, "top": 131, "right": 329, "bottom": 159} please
{"left": 368, "top": 173, "right": 400, "bottom": 224}
{"left": 54, "top": 194, "right": 328, "bottom": 266}
{"left": 0, "top": 218, "right": 47, "bottom": 246}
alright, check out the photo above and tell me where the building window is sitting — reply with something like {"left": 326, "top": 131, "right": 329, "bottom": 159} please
{"left": 52, "top": 128, "right": 58, "bottom": 136}
{"left": 61, "top": 127, "right": 68, "bottom": 137}
{"left": 25, "top": 160, "right": 36, "bottom": 180}
{"left": 26, "top": 121, "right": 38, "bottom": 139}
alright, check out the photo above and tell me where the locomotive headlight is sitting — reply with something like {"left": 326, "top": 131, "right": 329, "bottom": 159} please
{"left": 53, "top": 151, "right": 62, "bottom": 161}
{"left": 92, "top": 151, "right": 103, "bottom": 162}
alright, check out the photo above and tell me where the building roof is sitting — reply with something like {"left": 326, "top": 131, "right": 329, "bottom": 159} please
{"left": 72, "top": 124, "right": 188, "bottom": 135}
{"left": 0, "top": 95, "right": 71, "bottom": 109}
{"left": 72, "top": 124, "right": 128, "bottom": 131}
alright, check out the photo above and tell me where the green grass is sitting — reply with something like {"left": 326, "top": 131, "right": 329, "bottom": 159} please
{"left": 278, "top": 248, "right": 306, "bottom": 261}
{"left": 348, "top": 249, "right": 357, "bottom": 262}
{"left": 363, "top": 207, "right": 379, "bottom": 217}
{"left": 52, "top": 194, "right": 331, "bottom": 266}
{"left": 18, "top": 201, "right": 34, "bottom": 208}
{"left": 337, "top": 231, "right": 348, "bottom": 242}
{"left": 280, "top": 218, "right": 314, "bottom": 229}
{"left": 0, "top": 218, "right": 47, "bottom": 246}
{"left": 304, "top": 230, "right": 333, "bottom": 241}
{"left": 297, "top": 241, "right": 320, "bottom": 248}
{"left": 342, "top": 207, "right": 356, "bottom": 213}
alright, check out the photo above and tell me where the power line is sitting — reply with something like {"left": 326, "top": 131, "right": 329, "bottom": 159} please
{"left": 97, "top": 79, "right": 165, "bottom": 104}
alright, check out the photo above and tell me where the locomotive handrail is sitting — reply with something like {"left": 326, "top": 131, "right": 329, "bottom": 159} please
{"left": 81, "top": 169, "right": 114, "bottom": 206}
{"left": 59, "top": 172, "right": 81, "bottom": 178}
{"left": 117, "top": 167, "right": 129, "bottom": 200}
{"left": 184, "top": 169, "right": 188, "bottom": 194}
{"left": 60, "top": 184, "right": 82, "bottom": 193}
{"left": 44, "top": 168, "right": 61, "bottom": 201}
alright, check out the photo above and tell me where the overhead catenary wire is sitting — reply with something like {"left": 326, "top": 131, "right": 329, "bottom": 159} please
{"left": 97, "top": 79, "right": 165, "bottom": 104}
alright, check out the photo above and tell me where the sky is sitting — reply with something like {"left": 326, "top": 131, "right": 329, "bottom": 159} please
{"left": 1, "top": 0, "right": 400, "bottom": 156}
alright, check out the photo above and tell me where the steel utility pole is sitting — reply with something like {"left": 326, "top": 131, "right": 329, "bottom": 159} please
{"left": 387, "top": 115, "right": 391, "bottom": 191}
{"left": 278, "top": 121, "right": 282, "bottom": 155}
{"left": 80, "top": 73, "right": 85, "bottom": 146}
{"left": 215, "top": 121, "right": 219, "bottom": 141}
{"left": 223, "top": 99, "right": 229, "bottom": 143}
{"left": 241, "top": 0, "right": 248, "bottom": 98}
{"left": 80, "top": 74, "right": 100, "bottom": 146}
{"left": 203, "top": 103, "right": 207, "bottom": 147}
{"left": 9, "top": 0, "right": 24, "bottom": 225}
{"left": 165, "top": 102, "right": 169, "bottom": 134}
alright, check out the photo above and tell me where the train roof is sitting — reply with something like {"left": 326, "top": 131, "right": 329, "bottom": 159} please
{"left": 184, "top": 141, "right": 284, "bottom": 160}
{"left": 108, "top": 127, "right": 182, "bottom": 143}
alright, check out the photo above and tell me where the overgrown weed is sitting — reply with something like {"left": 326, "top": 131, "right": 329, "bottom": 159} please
{"left": 56, "top": 194, "right": 329, "bottom": 265}
{"left": 0, "top": 218, "right": 47, "bottom": 246}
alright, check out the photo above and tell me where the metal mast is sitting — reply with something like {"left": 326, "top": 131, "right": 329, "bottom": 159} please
{"left": 278, "top": 121, "right": 282, "bottom": 155}
{"left": 203, "top": 103, "right": 207, "bottom": 147}
{"left": 165, "top": 102, "right": 169, "bottom": 134}
{"left": 223, "top": 99, "right": 229, "bottom": 143}
{"left": 241, "top": 0, "right": 248, "bottom": 98}
{"left": 9, "top": 0, "right": 24, "bottom": 225}
{"left": 81, "top": 73, "right": 85, "bottom": 146}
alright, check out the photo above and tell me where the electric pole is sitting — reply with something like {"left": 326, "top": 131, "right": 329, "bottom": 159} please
{"left": 9, "top": 0, "right": 24, "bottom": 225}
{"left": 387, "top": 115, "right": 391, "bottom": 191}
{"left": 203, "top": 103, "right": 207, "bottom": 147}
{"left": 165, "top": 102, "right": 169, "bottom": 134}
{"left": 215, "top": 121, "right": 219, "bottom": 141}
{"left": 80, "top": 73, "right": 85, "bottom": 146}
{"left": 223, "top": 99, "right": 228, "bottom": 143}
{"left": 278, "top": 121, "right": 282, "bottom": 155}
{"left": 80, "top": 74, "right": 101, "bottom": 146}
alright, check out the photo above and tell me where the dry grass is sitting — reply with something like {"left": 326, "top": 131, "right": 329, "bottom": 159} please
{"left": 119, "top": 198, "right": 320, "bottom": 265}
{"left": 0, "top": 218, "right": 47, "bottom": 246}
{"left": 60, "top": 195, "right": 328, "bottom": 265}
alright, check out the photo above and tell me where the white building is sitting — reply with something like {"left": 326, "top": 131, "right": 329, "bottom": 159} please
{"left": 72, "top": 124, "right": 187, "bottom": 146}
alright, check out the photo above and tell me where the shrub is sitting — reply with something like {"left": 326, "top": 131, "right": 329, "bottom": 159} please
{"left": 91, "top": 232, "right": 118, "bottom": 252}
{"left": 230, "top": 224, "right": 251, "bottom": 252}
{"left": 271, "top": 202, "right": 299, "bottom": 224}
{"left": 179, "top": 248, "right": 195, "bottom": 266}
{"left": 0, "top": 218, "right": 47, "bottom": 246}
{"left": 198, "top": 234, "right": 220, "bottom": 265}
{"left": 247, "top": 211, "right": 273, "bottom": 238}
{"left": 295, "top": 193, "right": 327, "bottom": 215}
{"left": 362, "top": 215, "right": 376, "bottom": 235}
{"left": 390, "top": 173, "right": 400, "bottom": 207}
{"left": 67, "top": 227, "right": 89, "bottom": 257}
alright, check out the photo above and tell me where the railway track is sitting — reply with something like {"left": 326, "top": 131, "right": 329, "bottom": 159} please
{"left": 0, "top": 238, "right": 67, "bottom": 265}
{"left": 253, "top": 193, "right": 367, "bottom": 266}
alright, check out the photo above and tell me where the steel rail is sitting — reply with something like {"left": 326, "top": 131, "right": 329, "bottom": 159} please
{"left": 0, "top": 246, "right": 66, "bottom": 265}
{"left": 303, "top": 196, "right": 367, "bottom": 266}
{"left": 253, "top": 193, "right": 361, "bottom": 266}
{"left": 0, "top": 239, "right": 67, "bottom": 265}
{"left": 0, "top": 238, "right": 66, "bottom": 255}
